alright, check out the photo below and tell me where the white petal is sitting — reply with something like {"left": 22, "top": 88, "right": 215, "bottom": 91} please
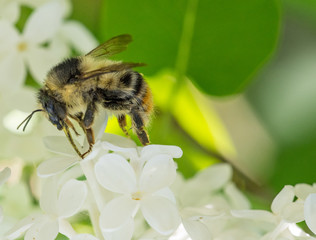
{"left": 281, "top": 201, "right": 304, "bottom": 223}
{"left": 271, "top": 185, "right": 295, "bottom": 214}
{"left": 0, "top": 167, "right": 11, "bottom": 185}
{"left": 48, "top": 36, "right": 71, "bottom": 61}
{"left": 95, "top": 154, "right": 136, "bottom": 193}
{"left": 182, "top": 219, "right": 211, "bottom": 240}
{"left": 26, "top": 45, "right": 63, "bottom": 83}
{"left": 82, "top": 112, "right": 108, "bottom": 149}
{"left": 40, "top": 177, "right": 58, "bottom": 215}
{"left": 141, "top": 145, "right": 183, "bottom": 160}
{"left": 141, "top": 196, "right": 180, "bottom": 235}
{"left": 101, "top": 135, "right": 138, "bottom": 160}
{"left": 25, "top": 219, "right": 59, "bottom": 240}
{"left": 153, "top": 187, "right": 177, "bottom": 204}
{"left": 57, "top": 179, "right": 87, "bottom": 218}
{"left": 0, "top": 20, "right": 19, "bottom": 52}
{"left": 37, "top": 157, "right": 78, "bottom": 177}
{"left": 224, "top": 182, "right": 251, "bottom": 210}
{"left": 60, "top": 20, "right": 98, "bottom": 54}
{"left": 0, "top": 53, "right": 25, "bottom": 93}
{"left": 43, "top": 136, "right": 79, "bottom": 157}
{"left": 192, "top": 163, "right": 232, "bottom": 191}
{"left": 295, "top": 183, "right": 316, "bottom": 200}
{"left": 5, "top": 213, "right": 42, "bottom": 239}
{"left": 0, "top": 2, "right": 20, "bottom": 23}
{"left": 99, "top": 196, "right": 138, "bottom": 231}
{"left": 101, "top": 133, "right": 137, "bottom": 149}
{"left": 58, "top": 218, "right": 77, "bottom": 237}
{"left": 139, "top": 154, "right": 177, "bottom": 193}
{"left": 92, "top": 112, "right": 108, "bottom": 141}
{"left": 231, "top": 209, "right": 276, "bottom": 223}
{"left": 23, "top": 1, "right": 63, "bottom": 44}
{"left": 304, "top": 193, "right": 316, "bottom": 234}
{"left": 71, "top": 234, "right": 99, "bottom": 240}
{"left": 102, "top": 217, "right": 134, "bottom": 240}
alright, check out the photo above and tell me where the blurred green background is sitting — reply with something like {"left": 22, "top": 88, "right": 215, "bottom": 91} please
{"left": 68, "top": 0, "right": 316, "bottom": 198}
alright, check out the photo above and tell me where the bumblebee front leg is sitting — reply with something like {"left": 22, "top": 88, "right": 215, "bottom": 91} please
{"left": 62, "top": 125, "right": 84, "bottom": 159}
{"left": 64, "top": 118, "right": 80, "bottom": 136}
{"left": 80, "top": 102, "right": 97, "bottom": 157}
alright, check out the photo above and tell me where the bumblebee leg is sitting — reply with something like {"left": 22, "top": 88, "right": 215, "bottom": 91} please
{"left": 131, "top": 110, "right": 150, "bottom": 145}
{"left": 65, "top": 118, "right": 80, "bottom": 136}
{"left": 118, "top": 114, "right": 129, "bottom": 136}
{"left": 82, "top": 128, "right": 95, "bottom": 158}
{"left": 62, "top": 125, "right": 83, "bottom": 159}
{"left": 83, "top": 102, "right": 96, "bottom": 128}
{"left": 69, "top": 114, "right": 87, "bottom": 134}
{"left": 71, "top": 106, "right": 96, "bottom": 158}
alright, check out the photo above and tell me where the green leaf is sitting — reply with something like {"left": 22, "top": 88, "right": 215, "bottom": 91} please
{"left": 149, "top": 71, "right": 235, "bottom": 156}
{"left": 99, "top": 0, "right": 280, "bottom": 96}
{"left": 188, "top": 0, "right": 280, "bottom": 95}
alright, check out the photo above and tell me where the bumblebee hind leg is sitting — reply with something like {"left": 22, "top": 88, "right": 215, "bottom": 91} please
{"left": 118, "top": 114, "right": 129, "bottom": 137}
{"left": 130, "top": 110, "right": 150, "bottom": 145}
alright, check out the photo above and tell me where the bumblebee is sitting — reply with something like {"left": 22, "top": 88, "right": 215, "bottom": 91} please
{"left": 18, "top": 34, "right": 153, "bottom": 158}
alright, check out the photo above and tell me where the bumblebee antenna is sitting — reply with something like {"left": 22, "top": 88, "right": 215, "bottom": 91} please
{"left": 17, "top": 109, "right": 43, "bottom": 131}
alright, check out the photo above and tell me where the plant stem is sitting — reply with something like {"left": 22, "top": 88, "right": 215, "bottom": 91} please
{"left": 80, "top": 159, "right": 105, "bottom": 240}
{"left": 171, "top": 0, "right": 199, "bottom": 103}
{"left": 162, "top": 0, "right": 199, "bottom": 138}
{"left": 87, "top": 197, "right": 104, "bottom": 240}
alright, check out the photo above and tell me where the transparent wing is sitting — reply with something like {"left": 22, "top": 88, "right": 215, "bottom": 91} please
{"left": 79, "top": 62, "right": 146, "bottom": 80}
{"left": 86, "top": 34, "right": 133, "bottom": 58}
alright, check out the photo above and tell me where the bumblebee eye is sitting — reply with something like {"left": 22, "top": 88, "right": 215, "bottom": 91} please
{"left": 68, "top": 75, "right": 78, "bottom": 83}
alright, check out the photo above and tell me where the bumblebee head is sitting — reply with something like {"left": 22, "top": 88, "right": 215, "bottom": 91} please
{"left": 37, "top": 89, "right": 66, "bottom": 130}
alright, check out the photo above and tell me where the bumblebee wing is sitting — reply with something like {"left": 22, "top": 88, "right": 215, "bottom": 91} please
{"left": 86, "top": 34, "right": 132, "bottom": 58}
{"left": 80, "top": 62, "right": 146, "bottom": 80}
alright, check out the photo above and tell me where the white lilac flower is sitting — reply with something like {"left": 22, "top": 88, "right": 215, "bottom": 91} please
{"left": 0, "top": 87, "right": 64, "bottom": 161}
{"left": 0, "top": 2, "right": 64, "bottom": 92}
{"left": 36, "top": 112, "right": 108, "bottom": 177}
{"left": 0, "top": 167, "right": 11, "bottom": 222}
{"left": 70, "top": 234, "right": 99, "bottom": 240}
{"left": 169, "top": 163, "right": 251, "bottom": 240}
{"left": 6, "top": 178, "right": 87, "bottom": 240}
{"left": 232, "top": 185, "right": 305, "bottom": 240}
{"left": 0, "top": 0, "right": 20, "bottom": 23}
{"left": 58, "top": 20, "right": 99, "bottom": 55}
{"left": 0, "top": 0, "right": 98, "bottom": 93}
{"left": 304, "top": 193, "right": 316, "bottom": 235}
{"left": 95, "top": 150, "right": 182, "bottom": 239}
{"left": 172, "top": 163, "right": 233, "bottom": 208}
{"left": 295, "top": 183, "right": 316, "bottom": 200}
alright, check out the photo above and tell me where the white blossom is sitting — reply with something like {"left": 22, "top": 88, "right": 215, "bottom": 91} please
{"left": 232, "top": 185, "right": 305, "bottom": 240}
{"left": 304, "top": 193, "right": 316, "bottom": 235}
{"left": 0, "top": 2, "right": 64, "bottom": 92}
{"left": 6, "top": 178, "right": 87, "bottom": 240}
{"left": 70, "top": 234, "right": 100, "bottom": 240}
{"left": 0, "top": 0, "right": 98, "bottom": 94}
{"left": 0, "top": 167, "right": 11, "bottom": 223}
{"left": 0, "top": 0, "right": 20, "bottom": 23}
{"left": 95, "top": 150, "right": 182, "bottom": 239}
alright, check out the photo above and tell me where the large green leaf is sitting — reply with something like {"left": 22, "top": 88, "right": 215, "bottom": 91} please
{"left": 99, "top": 0, "right": 280, "bottom": 96}
{"left": 149, "top": 71, "right": 235, "bottom": 157}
